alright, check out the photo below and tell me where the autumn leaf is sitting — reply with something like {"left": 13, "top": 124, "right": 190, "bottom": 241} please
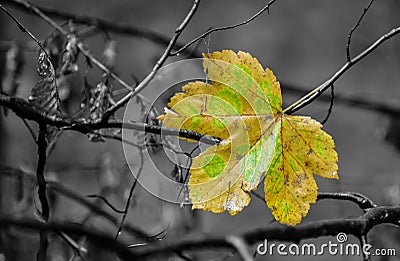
{"left": 29, "top": 50, "right": 61, "bottom": 116}
{"left": 158, "top": 50, "right": 338, "bottom": 225}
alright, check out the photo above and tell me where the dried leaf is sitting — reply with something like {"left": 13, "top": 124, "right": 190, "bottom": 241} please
{"left": 29, "top": 50, "right": 63, "bottom": 144}
{"left": 29, "top": 50, "right": 61, "bottom": 116}
{"left": 81, "top": 73, "right": 94, "bottom": 109}
{"left": 89, "top": 75, "right": 113, "bottom": 120}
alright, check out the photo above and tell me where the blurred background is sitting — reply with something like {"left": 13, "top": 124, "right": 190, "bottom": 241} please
{"left": 1, "top": 0, "right": 400, "bottom": 260}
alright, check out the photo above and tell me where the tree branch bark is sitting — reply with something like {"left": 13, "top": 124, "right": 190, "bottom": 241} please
{"left": 0, "top": 165, "right": 150, "bottom": 240}
{"left": 0, "top": 0, "right": 194, "bottom": 56}
{"left": 283, "top": 26, "right": 400, "bottom": 115}
{"left": 0, "top": 93, "right": 220, "bottom": 145}
{"left": 133, "top": 205, "right": 400, "bottom": 260}
{"left": 35, "top": 123, "right": 49, "bottom": 261}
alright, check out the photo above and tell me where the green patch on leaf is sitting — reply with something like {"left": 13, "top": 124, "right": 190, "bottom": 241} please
{"left": 203, "top": 154, "right": 226, "bottom": 178}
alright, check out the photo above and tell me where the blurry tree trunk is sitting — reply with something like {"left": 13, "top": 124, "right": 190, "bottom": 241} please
{"left": 0, "top": 16, "right": 16, "bottom": 261}
{"left": 0, "top": 15, "right": 5, "bottom": 214}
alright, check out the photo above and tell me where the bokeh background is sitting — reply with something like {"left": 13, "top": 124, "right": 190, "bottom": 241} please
{"left": 1, "top": 0, "right": 400, "bottom": 260}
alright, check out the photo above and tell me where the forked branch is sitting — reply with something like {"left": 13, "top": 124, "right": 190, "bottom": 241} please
{"left": 283, "top": 25, "right": 400, "bottom": 115}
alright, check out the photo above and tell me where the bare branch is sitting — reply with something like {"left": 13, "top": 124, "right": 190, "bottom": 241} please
{"left": 283, "top": 26, "right": 400, "bottom": 115}
{"left": 133, "top": 205, "right": 400, "bottom": 260}
{"left": 320, "top": 84, "right": 334, "bottom": 124}
{"left": 21, "top": 118, "right": 37, "bottom": 143}
{"left": 57, "top": 232, "right": 88, "bottom": 258}
{"left": 281, "top": 81, "right": 400, "bottom": 115}
{"left": 317, "top": 191, "right": 377, "bottom": 211}
{"left": 0, "top": 0, "right": 194, "bottom": 56}
{"left": 0, "top": 93, "right": 221, "bottom": 145}
{"left": 346, "top": 0, "right": 375, "bottom": 62}
{"left": 2, "top": 0, "right": 134, "bottom": 92}
{"left": 171, "top": 0, "right": 278, "bottom": 56}
{"left": 0, "top": 214, "right": 138, "bottom": 260}
{"left": 0, "top": 165, "right": 150, "bottom": 240}
{"left": 252, "top": 190, "right": 377, "bottom": 211}
{"left": 86, "top": 194, "right": 125, "bottom": 214}
{"left": 103, "top": 0, "right": 201, "bottom": 119}
{"left": 0, "top": 3, "right": 44, "bottom": 50}
{"left": 115, "top": 149, "right": 144, "bottom": 239}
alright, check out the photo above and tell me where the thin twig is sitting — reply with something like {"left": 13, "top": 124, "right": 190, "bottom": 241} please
{"left": 0, "top": 2, "right": 55, "bottom": 78}
{"left": 115, "top": 149, "right": 144, "bottom": 239}
{"left": 320, "top": 84, "right": 334, "bottom": 124}
{"left": 0, "top": 3, "right": 44, "bottom": 50}
{"left": 57, "top": 232, "right": 88, "bottom": 258}
{"left": 49, "top": 180, "right": 149, "bottom": 240}
{"left": 102, "top": 0, "right": 201, "bottom": 119}
{"left": 170, "top": 0, "right": 278, "bottom": 56}
{"left": 21, "top": 118, "right": 37, "bottom": 144}
{"left": 0, "top": 165, "right": 150, "bottom": 240}
{"left": 283, "top": 26, "right": 400, "bottom": 115}
{"left": 86, "top": 194, "right": 125, "bottom": 214}
{"left": 0, "top": 2, "right": 57, "bottom": 86}
{"left": 281, "top": 81, "right": 400, "bottom": 115}
{"left": 2, "top": 0, "right": 140, "bottom": 118}
{"left": 0, "top": 0, "right": 194, "bottom": 56}
{"left": 346, "top": 0, "right": 375, "bottom": 62}
{"left": 3, "top": 0, "right": 134, "bottom": 93}
{"left": 45, "top": 130, "right": 63, "bottom": 157}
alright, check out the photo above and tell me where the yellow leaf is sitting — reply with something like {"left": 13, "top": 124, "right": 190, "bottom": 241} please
{"left": 265, "top": 115, "right": 338, "bottom": 225}
{"left": 158, "top": 50, "right": 338, "bottom": 225}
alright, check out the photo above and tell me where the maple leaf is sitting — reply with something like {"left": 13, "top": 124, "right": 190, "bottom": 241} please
{"left": 158, "top": 50, "right": 338, "bottom": 225}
